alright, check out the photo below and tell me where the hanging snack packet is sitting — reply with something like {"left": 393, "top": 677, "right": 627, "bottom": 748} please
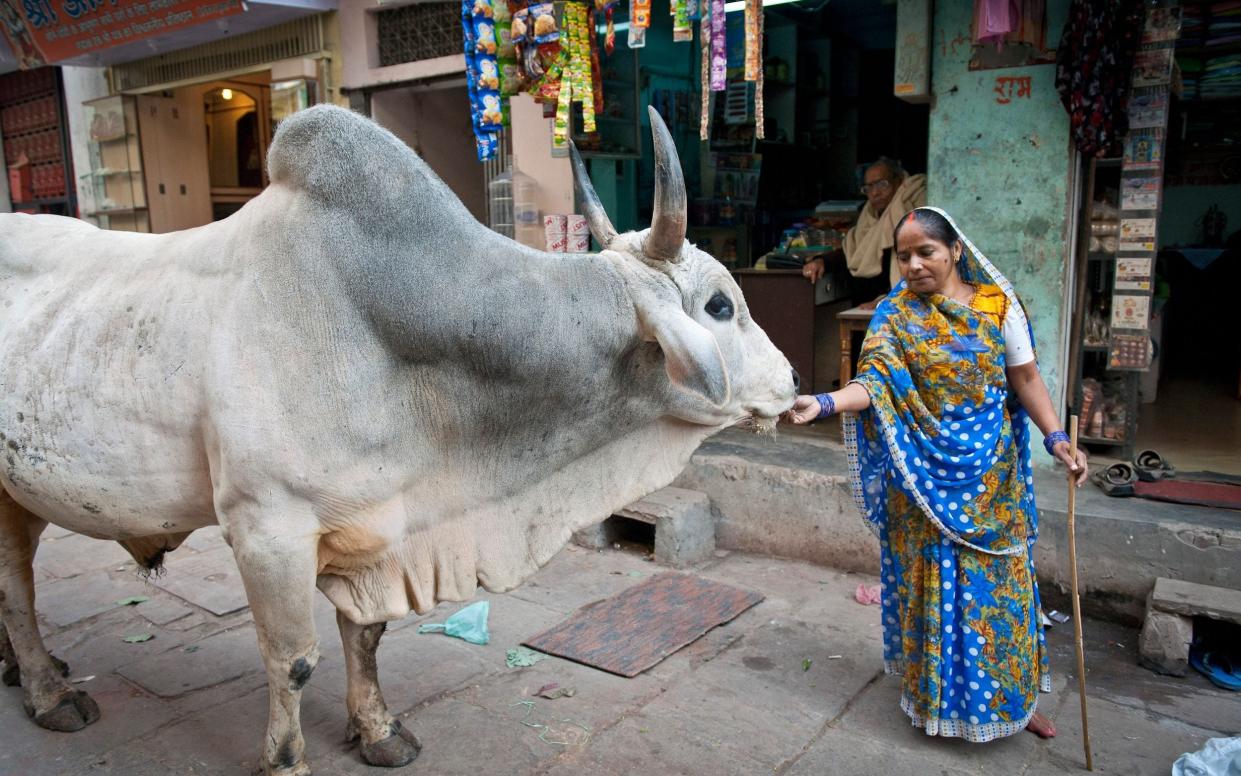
{"left": 529, "top": 2, "right": 559, "bottom": 44}
{"left": 673, "top": 0, "right": 692, "bottom": 42}
{"left": 595, "top": 0, "right": 617, "bottom": 55}
{"left": 629, "top": 0, "right": 650, "bottom": 48}
{"left": 709, "top": 0, "right": 726, "bottom": 91}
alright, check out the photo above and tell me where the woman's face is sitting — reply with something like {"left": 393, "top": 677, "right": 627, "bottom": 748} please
{"left": 894, "top": 220, "right": 962, "bottom": 295}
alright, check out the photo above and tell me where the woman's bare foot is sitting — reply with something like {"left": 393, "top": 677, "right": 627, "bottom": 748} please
{"left": 1027, "top": 712, "right": 1057, "bottom": 738}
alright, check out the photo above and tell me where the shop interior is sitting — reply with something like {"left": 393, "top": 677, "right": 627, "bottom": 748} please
{"left": 1074, "top": 7, "right": 1240, "bottom": 478}
{"left": 81, "top": 72, "right": 315, "bottom": 233}
{"left": 573, "top": 0, "right": 926, "bottom": 402}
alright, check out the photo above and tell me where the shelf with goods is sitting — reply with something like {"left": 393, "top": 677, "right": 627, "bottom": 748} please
{"left": 81, "top": 95, "right": 150, "bottom": 233}
{"left": 1176, "top": 3, "right": 1241, "bottom": 103}
{"left": 0, "top": 68, "right": 74, "bottom": 214}
{"left": 1069, "top": 177, "right": 1141, "bottom": 459}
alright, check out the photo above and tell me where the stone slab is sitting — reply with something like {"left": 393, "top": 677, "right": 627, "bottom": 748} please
{"left": 312, "top": 618, "right": 494, "bottom": 714}
{"left": 34, "top": 570, "right": 157, "bottom": 627}
{"left": 33, "top": 533, "right": 134, "bottom": 580}
{"left": 150, "top": 545, "right": 249, "bottom": 616}
{"left": 1150, "top": 577, "right": 1241, "bottom": 623}
{"left": 0, "top": 675, "right": 171, "bottom": 776}
{"left": 117, "top": 626, "right": 264, "bottom": 698}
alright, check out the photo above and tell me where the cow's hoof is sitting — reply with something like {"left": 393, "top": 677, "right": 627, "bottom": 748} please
{"left": 25, "top": 690, "right": 101, "bottom": 732}
{"left": 1, "top": 656, "right": 67, "bottom": 687}
{"left": 360, "top": 721, "right": 421, "bottom": 768}
{"left": 263, "top": 762, "right": 311, "bottom": 776}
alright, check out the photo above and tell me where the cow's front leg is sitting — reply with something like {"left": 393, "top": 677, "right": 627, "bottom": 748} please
{"left": 0, "top": 490, "right": 99, "bottom": 731}
{"left": 230, "top": 519, "right": 321, "bottom": 776}
{"left": 338, "top": 612, "right": 421, "bottom": 767}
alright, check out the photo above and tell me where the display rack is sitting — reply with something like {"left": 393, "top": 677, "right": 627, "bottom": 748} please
{"left": 81, "top": 95, "right": 150, "bottom": 233}
{"left": 0, "top": 67, "right": 76, "bottom": 216}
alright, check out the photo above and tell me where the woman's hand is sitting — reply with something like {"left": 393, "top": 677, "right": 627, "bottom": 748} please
{"left": 1053, "top": 442, "right": 1089, "bottom": 487}
{"left": 783, "top": 394, "right": 822, "bottom": 425}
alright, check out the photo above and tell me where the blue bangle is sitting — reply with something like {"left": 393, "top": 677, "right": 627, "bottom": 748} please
{"left": 815, "top": 393, "right": 836, "bottom": 420}
{"left": 1044, "top": 430, "right": 1070, "bottom": 456}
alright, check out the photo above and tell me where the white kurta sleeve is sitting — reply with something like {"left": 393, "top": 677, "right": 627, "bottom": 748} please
{"left": 1003, "top": 306, "right": 1035, "bottom": 367}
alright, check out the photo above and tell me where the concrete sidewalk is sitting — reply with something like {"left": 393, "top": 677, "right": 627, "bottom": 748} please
{"left": 3, "top": 526, "right": 1237, "bottom": 775}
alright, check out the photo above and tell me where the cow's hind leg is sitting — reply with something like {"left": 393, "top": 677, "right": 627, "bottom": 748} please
{"left": 337, "top": 613, "right": 420, "bottom": 768}
{"left": 0, "top": 489, "right": 99, "bottom": 731}
{"left": 230, "top": 516, "right": 321, "bottom": 776}
{"left": 2, "top": 624, "right": 72, "bottom": 687}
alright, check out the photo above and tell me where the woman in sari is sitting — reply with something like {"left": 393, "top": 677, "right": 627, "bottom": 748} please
{"left": 787, "top": 207, "right": 1087, "bottom": 742}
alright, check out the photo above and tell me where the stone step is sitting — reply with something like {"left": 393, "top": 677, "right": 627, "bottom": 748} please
{"left": 573, "top": 487, "right": 716, "bottom": 568}
{"left": 1138, "top": 577, "right": 1241, "bottom": 677}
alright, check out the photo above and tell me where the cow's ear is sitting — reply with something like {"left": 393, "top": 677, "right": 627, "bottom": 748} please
{"left": 637, "top": 303, "right": 730, "bottom": 407}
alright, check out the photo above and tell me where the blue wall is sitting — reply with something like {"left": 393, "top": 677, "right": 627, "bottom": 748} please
{"left": 927, "top": 0, "right": 1074, "bottom": 416}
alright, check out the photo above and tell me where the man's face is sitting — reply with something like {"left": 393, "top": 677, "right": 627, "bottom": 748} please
{"left": 861, "top": 164, "right": 899, "bottom": 215}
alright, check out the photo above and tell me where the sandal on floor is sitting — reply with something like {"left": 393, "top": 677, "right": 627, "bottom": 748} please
{"left": 1189, "top": 650, "right": 1241, "bottom": 692}
{"left": 1092, "top": 462, "right": 1137, "bottom": 496}
{"left": 1133, "top": 449, "right": 1176, "bottom": 482}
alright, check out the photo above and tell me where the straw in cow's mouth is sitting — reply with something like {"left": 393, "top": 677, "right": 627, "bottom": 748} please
{"left": 734, "top": 413, "right": 779, "bottom": 435}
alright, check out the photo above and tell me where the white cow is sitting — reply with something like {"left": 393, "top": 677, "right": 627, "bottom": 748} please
{"left": 0, "top": 105, "right": 796, "bottom": 774}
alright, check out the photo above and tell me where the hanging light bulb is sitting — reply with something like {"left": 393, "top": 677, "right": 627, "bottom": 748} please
{"left": 221, "top": 88, "right": 233, "bottom": 101}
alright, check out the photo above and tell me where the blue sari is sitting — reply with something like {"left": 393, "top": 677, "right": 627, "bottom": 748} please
{"left": 844, "top": 207, "right": 1050, "bottom": 742}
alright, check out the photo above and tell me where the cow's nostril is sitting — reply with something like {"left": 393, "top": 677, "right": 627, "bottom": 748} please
{"left": 791, "top": 368, "right": 801, "bottom": 391}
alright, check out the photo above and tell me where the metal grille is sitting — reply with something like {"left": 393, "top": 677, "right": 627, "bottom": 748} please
{"left": 482, "top": 129, "right": 510, "bottom": 231}
{"left": 377, "top": 2, "right": 461, "bottom": 67}
{"left": 110, "top": 17, "right": 326, "bottom": 93}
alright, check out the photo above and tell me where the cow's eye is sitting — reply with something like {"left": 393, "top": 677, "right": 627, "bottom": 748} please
{"left": 704, "top": 292, "right": 734, "bottom": 321}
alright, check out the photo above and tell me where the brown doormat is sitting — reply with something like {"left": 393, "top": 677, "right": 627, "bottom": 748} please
{"left": 1134, "top": 479, "right": 1241, "bottom": 510}
{"left": 522, "top": 571, "right": 763, "bottom": 677}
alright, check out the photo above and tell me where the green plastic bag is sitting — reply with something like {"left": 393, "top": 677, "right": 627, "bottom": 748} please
{"left": 417, "top": 601, "right": 490, "bottom": 645}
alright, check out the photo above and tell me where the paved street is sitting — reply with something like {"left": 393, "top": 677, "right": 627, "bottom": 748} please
{"left": 2, "top": 525, "right": 1237, "bottom": 775}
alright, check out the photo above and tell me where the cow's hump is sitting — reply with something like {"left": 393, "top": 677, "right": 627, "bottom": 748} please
{"left": 267, "top": 104, "right": 464, "bottom": 221}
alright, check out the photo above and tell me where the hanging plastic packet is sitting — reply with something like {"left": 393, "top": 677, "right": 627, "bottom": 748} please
{"left": 687, "top": 0, "right": 700, "bottom": 22}
{"left": 496, "top": 0, "right": 520, "bottom": 113}
{"left": 587, "top": 5, "right": 604, "bottom": 120}
{"left": 595, "top": 0, "right": 617, "bottom": 56}
{"left": 417, "top": 601, "right": 491, "bottom": 645}
{"left": 673, "top": 0, "right": 692, "bottom": 42}
{"left": 754, "top": 0, "right": 764, "bottom": 139}
{"left": 699, "top": 0, "right": 711, "bottom": 139}
{"left": 709, "top": 0, "right": 726, "bottom": 91}
{"left": 629, "top": 0, "right": 650, "bottom": 48}
{"left": 464, "top": 0, "right": 503, "bottom": 159}
{"left": 744, "top": 0, "right": 761, "bottom": 82}
{"left": 529, "top": 2, "right": 559, "bottom": 43}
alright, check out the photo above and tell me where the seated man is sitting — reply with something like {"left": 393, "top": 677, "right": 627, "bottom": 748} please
{"left": 803, "top": 157, "right": 927, "bottom": 308}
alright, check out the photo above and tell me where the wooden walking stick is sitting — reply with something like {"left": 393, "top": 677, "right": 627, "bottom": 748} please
{"left": 1066, "top": 415, "right": 1093, "bottom": 771}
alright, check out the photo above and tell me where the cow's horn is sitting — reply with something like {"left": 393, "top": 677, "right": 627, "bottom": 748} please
{"left": 569, "top": 141, "right": 618, "bottom": 248}
{"left": 645, "top": 106, "right": 688, "bottom": 263}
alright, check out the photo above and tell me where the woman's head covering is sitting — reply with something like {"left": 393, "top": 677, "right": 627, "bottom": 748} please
{"left": 904, "top": 206, "right": 1032, "bottom": 349}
